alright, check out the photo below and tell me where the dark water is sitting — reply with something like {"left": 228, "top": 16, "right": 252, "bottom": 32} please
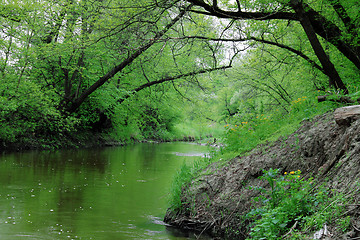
{"left": 0, "top": 142, "right": 210, "bottom": 240}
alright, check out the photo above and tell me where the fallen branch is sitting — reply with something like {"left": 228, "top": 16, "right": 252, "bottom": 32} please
{"left": 317, "top": 95, "right": 357, "bottom": 104}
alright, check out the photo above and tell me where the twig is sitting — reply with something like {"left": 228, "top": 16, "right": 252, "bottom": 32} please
{"left": 196, "top": 221, "right": 213, "bottom": 239}
{"left": 282, "top": 221, "right": 298, "bottom": 239}
{"left": 353, "top": 223, "right": 360, "bottom": 232}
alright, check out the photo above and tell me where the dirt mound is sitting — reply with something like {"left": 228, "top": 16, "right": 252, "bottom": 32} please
{"left": 164, "top": 111, "right": 360, "bottom": 239}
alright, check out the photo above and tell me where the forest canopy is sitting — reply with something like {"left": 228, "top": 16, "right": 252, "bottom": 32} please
{"left": 0, "top": 0, "right": 359, "bottom": 148}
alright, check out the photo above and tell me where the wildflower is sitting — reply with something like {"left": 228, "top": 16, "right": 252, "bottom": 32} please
{"left": 290, "top": 171, "right": 295, "bottom": 174}
{"left": 284, "top": 172, "right": 287, "bottom": 175}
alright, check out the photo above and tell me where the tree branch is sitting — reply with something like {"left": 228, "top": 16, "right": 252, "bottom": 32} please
{"left": 117, "top": 65, "right": 232, "bottom": 104}
{"left": 186, "top": 0, "right": 360, "bottom": 70}
{"left": 187, "top": 0, "right": 297, "bottom": 20}
{"left": 167, "top": 35, "right": 324, "bottom": 73}
{"left": 328, "top": 0, "right": 357, "bottom": 35}
{"left": 67, "top": 4, "right": 193, "bottom": 113}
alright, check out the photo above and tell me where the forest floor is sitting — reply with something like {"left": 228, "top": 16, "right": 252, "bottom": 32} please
{"left": 164, "top": 111, "right": 360, "bottom": 239}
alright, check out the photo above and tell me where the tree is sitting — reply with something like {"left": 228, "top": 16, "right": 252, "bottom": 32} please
{"left": 0, "top": 0, "right": 235, "bottom": 143}
{"left": 184, "top": 0, "right": 360, "bottom": 93}
{"left": 19, "top": 0, "right": 231, "bottom": 114}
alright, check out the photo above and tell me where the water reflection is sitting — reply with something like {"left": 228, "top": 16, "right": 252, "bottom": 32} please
{"left": 0, "top": 142, "right": 210, "bottom": 239}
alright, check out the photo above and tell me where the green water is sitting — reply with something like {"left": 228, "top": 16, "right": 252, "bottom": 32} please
{"left": 0, "top": 142, "right": 209, "bottom": 240}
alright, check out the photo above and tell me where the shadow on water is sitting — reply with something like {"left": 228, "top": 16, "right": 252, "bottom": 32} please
{"left": 165, "top": 226, "right": 215, "bottom": 240}
{"left": 0, "top": 142, "right": 213, "bottom": 239}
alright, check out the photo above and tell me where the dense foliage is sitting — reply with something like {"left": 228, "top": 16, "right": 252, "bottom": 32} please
{"left": 0, "top": 0, "right": 359, "bottom": 150}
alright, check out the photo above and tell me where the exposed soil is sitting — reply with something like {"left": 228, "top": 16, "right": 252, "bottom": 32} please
{"left": 164, "top": 111, "right": 360, "bottom": 239}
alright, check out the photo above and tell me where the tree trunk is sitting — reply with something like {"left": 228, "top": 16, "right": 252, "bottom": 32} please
{"left": 290, "top": 0, "right": 348, "bottom": 94}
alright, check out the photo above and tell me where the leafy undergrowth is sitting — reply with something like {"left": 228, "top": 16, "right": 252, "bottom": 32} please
{"left": 247, "top": 169, "right": 353, "bottom": 239}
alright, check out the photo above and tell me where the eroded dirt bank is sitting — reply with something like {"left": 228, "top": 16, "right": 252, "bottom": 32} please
{"left": 164, "top": 111, "right": 360, "bottom": 239}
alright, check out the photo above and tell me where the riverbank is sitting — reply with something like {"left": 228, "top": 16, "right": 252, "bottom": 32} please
{"left": 0, "top": 131, "right": 123, "bottom": 152}
{"left": 0, "top": 129, "right": 209, "bottom": 153}
{"left": 164, "top": 111, "right": 360, "bottom": 239}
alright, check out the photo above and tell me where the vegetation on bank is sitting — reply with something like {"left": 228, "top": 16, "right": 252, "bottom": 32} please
{"left": 247, "top": 169, "right": 353, "bottom": 239}
{"left": 168, "top": 95, "right": 359, "bottom": 239}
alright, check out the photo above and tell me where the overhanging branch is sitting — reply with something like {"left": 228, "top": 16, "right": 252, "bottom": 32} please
{"left": 66, "top": 4, "right": 193, "bottom": 113}
{"left": 187, "top": 0, "right": 297, "bottom": 20}
{"left": 186, "top": 0, "right": 360, "bottom": 71}
{"left": 117, "top": 65, "right": 232, "bottom": 104}
{"left": 166, "top": 35, "right": 324, "bottom": 73}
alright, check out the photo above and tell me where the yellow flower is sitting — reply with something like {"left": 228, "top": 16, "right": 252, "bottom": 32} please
{"left": 284, "top": 172, "right": 287, "bottom": 175}
{"left": 290, "top": 171, "right": 295, "bottom": 174}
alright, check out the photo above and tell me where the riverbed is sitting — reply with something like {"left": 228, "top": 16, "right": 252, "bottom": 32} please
{"left": 0, "top": 142, "right": 210, "bottom": 239}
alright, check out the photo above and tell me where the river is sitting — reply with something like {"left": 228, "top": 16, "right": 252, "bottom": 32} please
{"left": 0, "top": 142, "right": 210, "bottom": 239}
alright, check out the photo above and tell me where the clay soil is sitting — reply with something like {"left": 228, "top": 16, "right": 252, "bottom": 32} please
{"left": 164, "top": 111, "right": 360, "bottom": 239}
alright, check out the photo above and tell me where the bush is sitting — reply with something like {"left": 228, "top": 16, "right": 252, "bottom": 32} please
{"left": 0, "top": 77, "right": 79, "bottom": 144}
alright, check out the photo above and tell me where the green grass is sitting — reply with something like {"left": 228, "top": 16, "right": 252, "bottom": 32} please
{"left": 222, "top": 93, "right": 339, "bottom": 154}
{"left": 168, "top": 156, "right": 216, "bottom": 211}
{"left": 171, "top": 120, "right": 224, "bottom": 140}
